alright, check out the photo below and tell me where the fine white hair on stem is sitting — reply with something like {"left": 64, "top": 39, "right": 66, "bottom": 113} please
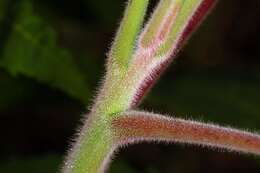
{"left": 112, "top": 110, "right": 260, "bottom": 155}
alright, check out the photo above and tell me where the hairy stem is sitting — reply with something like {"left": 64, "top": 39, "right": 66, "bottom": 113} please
{"left": 112, "top": 111, "right": 260, "bottom": 155}
{"left": 109, "top": 0, "right": 149, "bottom": 73}
{"left": 62, "top": 115, "right": 115, "bottom": 173}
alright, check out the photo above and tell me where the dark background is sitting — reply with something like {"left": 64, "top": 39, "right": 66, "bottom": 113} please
{"left": 0, "top": 0, "right": 260, "bottom": 172}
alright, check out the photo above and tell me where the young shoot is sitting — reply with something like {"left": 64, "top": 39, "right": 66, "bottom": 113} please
{"left": 62, "top": 1, "right": 260, "bottom": 173}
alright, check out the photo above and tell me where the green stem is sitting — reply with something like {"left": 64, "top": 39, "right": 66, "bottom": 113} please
{"left": 62, "top": 116, "right": 115, "bottom": 173}
{"left": 109, "top": 0, "right": 149, "bottom": 73}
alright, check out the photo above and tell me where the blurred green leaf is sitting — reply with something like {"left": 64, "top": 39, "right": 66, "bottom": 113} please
{"left": 0, "top": 0, "right": 89, "bottom": 103}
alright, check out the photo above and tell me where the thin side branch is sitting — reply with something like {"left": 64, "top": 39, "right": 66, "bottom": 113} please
{"left": 108, "top": 0, "right": 149, "bottom": 72}
{"left": 112, "top": 110, "right": 260, "bottom": 155}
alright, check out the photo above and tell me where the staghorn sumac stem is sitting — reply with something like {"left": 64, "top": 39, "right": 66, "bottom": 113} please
{"left": 112, "top": 111, "right": 260, "bottom": 155}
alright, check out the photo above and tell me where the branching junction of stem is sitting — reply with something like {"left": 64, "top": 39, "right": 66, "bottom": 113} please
{"left": 62, "top": 1, "right": 260, "bottom": 173}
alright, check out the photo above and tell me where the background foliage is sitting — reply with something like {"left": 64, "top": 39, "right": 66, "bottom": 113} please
{"left": 0, "top": 0, "right": 260, "bottom": 172}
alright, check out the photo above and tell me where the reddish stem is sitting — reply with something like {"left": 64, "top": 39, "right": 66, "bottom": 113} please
{"left": 112, "top": 111, "right": 260, "bottom": 155}
{"left": 131, "top": 0, "right": 217, "bottom": 107}
{"left": 176, "top": 0, "right": 217, "bottom": 50}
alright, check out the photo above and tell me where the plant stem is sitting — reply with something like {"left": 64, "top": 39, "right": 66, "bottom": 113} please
{"left": 112, "top": 111, "right": 260, "bottom": 155}
{"left": 62, "top": 115, "right": 114, "bottom": 173}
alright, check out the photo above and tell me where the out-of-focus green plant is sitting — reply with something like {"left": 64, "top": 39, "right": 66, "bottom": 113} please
{"left": 57, "top": 0, "right": 260, "bottom": 173}
{"left": 0, "top": 0, "right": 90, "bottom": 103}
